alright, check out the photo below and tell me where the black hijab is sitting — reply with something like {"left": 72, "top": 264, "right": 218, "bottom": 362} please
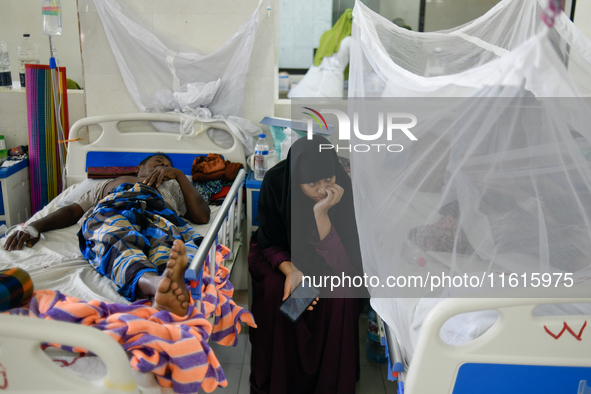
{"left": 256, "top": 135, "right": 363, "bottom": 277}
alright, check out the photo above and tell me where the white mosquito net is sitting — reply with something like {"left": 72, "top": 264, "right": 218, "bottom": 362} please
{"left": 350, "top": 0, "right": 591, "bottom": 97}
{"left": 94, "top": 0, "right": 263, "bottom": 154}
{"left": 348, "top": 0, "right": 591, "bottom": 362}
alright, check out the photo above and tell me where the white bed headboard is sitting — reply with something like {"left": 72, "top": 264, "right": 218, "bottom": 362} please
{"left": 66, "top": 113, "right": 246, "bottom": 187}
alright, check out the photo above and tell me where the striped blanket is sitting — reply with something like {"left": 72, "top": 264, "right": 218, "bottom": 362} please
{"left": 78, "top": 182, "right": 202, "bottom": 301}
{"left": 8, "top": 244, "right": 256, "bottom": 393}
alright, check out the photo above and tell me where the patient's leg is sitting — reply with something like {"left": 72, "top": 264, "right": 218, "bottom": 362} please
{"left": 155, "top": 240, "right": 190, "bottom": 315}
{"left": 138, "top": 240, "right": 190, "bottom": 316}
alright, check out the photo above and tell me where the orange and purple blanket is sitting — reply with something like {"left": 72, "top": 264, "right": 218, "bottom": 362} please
{"left": 8, "top": 244, "right": 255, "bottom": 393}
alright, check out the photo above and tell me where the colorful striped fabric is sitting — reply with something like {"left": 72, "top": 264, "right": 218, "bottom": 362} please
{"left": 78, "top": 182, "right": 203, "bottom": 301}
{"left": 0, "top": 268, "right": 34, "bottom": 312}
{"left": 7, "top": 244, "right": 256, "bottom": 393}
{"left": 201, "top": 245, "right": 256, "bottom": 347}
{"left": 25, "top": 64, "right": 69, "bottom": 214}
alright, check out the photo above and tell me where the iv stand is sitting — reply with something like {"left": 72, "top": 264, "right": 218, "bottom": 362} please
{"left": 48, "top": 35, "right": 66, "bottom": 191}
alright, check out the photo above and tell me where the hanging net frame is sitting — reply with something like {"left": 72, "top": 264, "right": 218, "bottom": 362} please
{"left": 347, "top": 0, "right": 591, "bottom": 361}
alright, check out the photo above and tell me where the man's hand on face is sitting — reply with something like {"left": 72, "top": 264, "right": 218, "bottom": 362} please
{"left": 143, "top": 166, "right": 182, "bottom": 188}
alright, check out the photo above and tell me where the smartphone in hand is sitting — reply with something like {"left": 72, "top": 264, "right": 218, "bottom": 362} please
{"left": 279, "top": 282, "right": 321, "bottom": 323}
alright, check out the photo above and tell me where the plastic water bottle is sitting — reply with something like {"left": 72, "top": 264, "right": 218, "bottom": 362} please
{"left": 17, "top": 34, "right": 40, "bottom": 88}
{"left": 401, "top": 238, "right": 428, "bottom": 268}
{"left": 366, "top": 307, "right": 387, "bottom": 364}
{"left": 254, "top": 133, "right": 269, "bottom": 181}
{"left": 0, "top": 40, "right": 12, "bottom": 91}
{"left": 42, "top": 0, "right": 63, "bottom": 36}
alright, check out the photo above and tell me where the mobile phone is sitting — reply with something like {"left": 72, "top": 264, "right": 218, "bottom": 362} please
{"left": 279, "top": 282, "right": 321, "bottom": 323}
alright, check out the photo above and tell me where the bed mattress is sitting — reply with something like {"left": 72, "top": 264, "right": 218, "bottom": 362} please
{"left": 370, "top": 185, "right": 591, "bottom": 366}
{"left": 0, "top": 182, "right": 225, "bottom": 393}
{"left": 0, "top": 182, "right": 220, "bottom": 303}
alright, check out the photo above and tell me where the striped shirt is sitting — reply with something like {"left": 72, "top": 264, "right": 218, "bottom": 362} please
{"left": 75, "top": 179, "right": 187, "bottom": 226}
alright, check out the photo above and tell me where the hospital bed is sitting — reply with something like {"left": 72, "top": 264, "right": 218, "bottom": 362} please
{"left": 380, "top": 288, "right": 591, "bottom": 394}
{"left": 0, "top": 113, "right": 249, "bottom": 393}
{"left": 372, "top": 184, "right": 591, "bottom": 394}
{"left": 344, "top": 0, "right": 591, "bottom": 390}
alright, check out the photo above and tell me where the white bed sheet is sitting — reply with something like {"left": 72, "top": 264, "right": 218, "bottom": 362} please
{"left": 370, "top": 185, "right": 495, "bottom": 364}
{"left": 0, "top": 182, "right": 220, "bottom": 303}
{"left": 0, "top": 182, "right": 224, "bottom": 393}
{"left": 371, "top": 185, "right": 591, "bottom": 366}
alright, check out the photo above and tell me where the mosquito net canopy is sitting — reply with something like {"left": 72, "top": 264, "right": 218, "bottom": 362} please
{"left": 94, "top": 0, "right": 263, "bottom": 153}
{"left": 347, "top": 0, "right": 591, "bottom": 361}
{"left": 349, "top": 0, "right": 591, "bottom": 97}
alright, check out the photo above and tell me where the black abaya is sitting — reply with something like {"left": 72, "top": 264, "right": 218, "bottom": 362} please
{"left": 248, "top": 136, "right": 364, "bottom": 394}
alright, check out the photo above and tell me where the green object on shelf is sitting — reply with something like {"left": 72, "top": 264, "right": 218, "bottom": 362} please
{"left": 0, "top": 136, "right": 7, "bottom": 164}
{"left": 66, "top": 78, "right": 81, "bottom": 89}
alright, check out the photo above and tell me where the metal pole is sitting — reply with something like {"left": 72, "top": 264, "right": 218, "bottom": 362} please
{"left": 187, "top": 169, "right": 246, "bottom": 274}
{"left": 220, "top": 219, "right": 227, "bottom": 250}
{"left": 208, "top": 242, "right": 216, "bottom": 280}
{"left": 418, "top": 0, "right": 426, "bottom": 32}
{"left": 228, "top": 200, "right": 235, "bottom": 253}
{"left": 236, "top": 182, "right": 243, "bottom": 237}
{"left": 48, "top": 35, "right": 66, "bottom": 190}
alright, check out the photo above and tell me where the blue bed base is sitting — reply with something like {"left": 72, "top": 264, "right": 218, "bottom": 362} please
{"left": 86, "top": 151, "right": 213, "bottom": 176}
{"left": 382, "top": 321, "right": 591, "bottom": 394}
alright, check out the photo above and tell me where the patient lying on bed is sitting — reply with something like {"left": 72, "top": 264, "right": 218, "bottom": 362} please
{"left": 4, "top": 153, "right": 210, "bottom": 316}
{"left": 406, "top": 91, "right": 591, "bottom": 270}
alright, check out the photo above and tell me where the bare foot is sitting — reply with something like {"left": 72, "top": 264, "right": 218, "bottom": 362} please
{"left": 153, "top": 240, "right": 190, "bottom": 316}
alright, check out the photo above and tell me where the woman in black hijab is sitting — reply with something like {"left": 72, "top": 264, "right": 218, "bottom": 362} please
{"left": 249, "top": 135, "right": 363, "bottom": 394}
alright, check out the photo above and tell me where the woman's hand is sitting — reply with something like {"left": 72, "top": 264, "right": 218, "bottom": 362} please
{"left": 313, "top": 184, "right": 344, "bottom": 216}
{"left": 283, "top": 267, "right": 304, "bottom": 301}
{"left": 282, "top": 266, "right": 319, "bottom": 311}
{"left": 143, "top": 167, "right": 182, "bottom": 188}
{"left": 307, "top": 297, "right": 319, "bottom": 311}
{"left": 312, "top": 184, "right": 344, "bottom": 240}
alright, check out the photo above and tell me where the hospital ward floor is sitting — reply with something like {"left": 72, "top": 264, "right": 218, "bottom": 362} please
{"left": 201, "top": 290, "right": 397, "bottom": 394}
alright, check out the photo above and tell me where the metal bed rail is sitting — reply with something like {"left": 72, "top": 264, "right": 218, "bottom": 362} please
{"left": 185, "top": 168, "right": 246, "bottom": 302}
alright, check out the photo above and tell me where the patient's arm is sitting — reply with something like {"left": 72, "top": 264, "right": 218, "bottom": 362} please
{"left": 4, "top": 203, "right": 85, "bottom": 251}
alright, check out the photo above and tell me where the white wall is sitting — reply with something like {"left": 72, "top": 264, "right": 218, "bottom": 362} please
{"left": 77, "top": 0, "right": 277, "bottom": 129}
{"left": 0, "top": 0, "right": 86, "bottom": 153}
{"left": 379, "top": 0, "right": 502, "bottom": 32}
{"left": 0, "top": 90, "right": 85, "bottom": 150}
{"left": 424, "top": 0, "right": 501, "bottom": 32}
{"left": 0, "top": 0, "right": 84, "bottom": 88}
{"left": 279, "top": 0, "right": 332, "bottom": 69}
{"left": 574, "top": 0, "right": 591, "bottom": 39}
{"left": 380, "top": 0, "right": 420, "bottom": 31}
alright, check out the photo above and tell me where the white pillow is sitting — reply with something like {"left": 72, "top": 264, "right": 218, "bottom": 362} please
{"left": 56, "top": 179, "right": 104, "bottom": 208}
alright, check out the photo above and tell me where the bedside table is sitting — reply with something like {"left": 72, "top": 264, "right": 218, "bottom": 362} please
{"left": 0, "top": 159, "right": 31, "bottom": 227}
{"left": 245, "top": 170, "right": 262, "bottom": 239}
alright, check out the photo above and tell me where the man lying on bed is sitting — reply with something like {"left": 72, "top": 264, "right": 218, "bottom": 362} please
{"left": 4, "top": 153, "right": 210, "bottom": 317}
